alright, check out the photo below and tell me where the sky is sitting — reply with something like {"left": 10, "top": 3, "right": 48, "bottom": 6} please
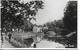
{"left": 34, "top": 0, "right": 69, "bottom": 25}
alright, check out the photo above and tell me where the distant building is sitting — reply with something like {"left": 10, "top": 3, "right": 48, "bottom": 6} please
{"left": 33, "top": 26, "right": 38, "bottom": 33}
{"left": 33, "top": 25, "right": 42, "bottom": 33}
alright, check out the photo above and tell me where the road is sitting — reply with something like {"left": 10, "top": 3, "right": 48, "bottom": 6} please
{"left": 36, "top": 40, "right": 65, "bottom": 48}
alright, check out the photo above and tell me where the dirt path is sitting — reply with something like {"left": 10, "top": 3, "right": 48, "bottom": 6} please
{"left": 36, "top": 40, "right": 65, "bottom": 48}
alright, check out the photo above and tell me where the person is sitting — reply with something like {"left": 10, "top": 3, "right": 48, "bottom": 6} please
{"left": 31, "top": 35, "right": 37, "bottom": 48}
{"left": 1, "top": 33, "right": 3, "bottom": 44}
{"left": 31, "top": 34, "right": 43, "bottom": 48}
{"left": 33, "top": 43, "right": 36, "bottom": 48}
{"left": 8, "top": 32, "right": 12, "bottom": 42}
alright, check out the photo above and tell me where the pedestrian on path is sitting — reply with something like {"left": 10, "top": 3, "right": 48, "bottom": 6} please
{"left": 1, "top": 33, "right": 4, "bottom": 44}
{"left": 8, "top": 32, "right": 12, "bottom": 42}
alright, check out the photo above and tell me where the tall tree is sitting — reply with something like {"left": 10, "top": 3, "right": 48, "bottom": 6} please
{"left": 63, "top": 1, "right": 77, "bottom": 47}
{"left": 63, "top": 1, "right": 77, "bottom": 32}
{"left": 1, "top": 0, "right": 44, "bottom": 32}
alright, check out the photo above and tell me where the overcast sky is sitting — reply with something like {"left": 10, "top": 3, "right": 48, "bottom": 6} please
{"left": 35, "top": 0, "right": 69, "bottom": 25}
{"left": 30, "top": 0, "right": 69, "bottom": 25}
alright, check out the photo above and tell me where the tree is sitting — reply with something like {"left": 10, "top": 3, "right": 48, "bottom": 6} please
{"left": 63, "top": 1, "right": 77, "bottom": 32}
{"left": 1, "top": 0, "right": 44, "bottom": 32}
{"left": 44, "top": 20, "right": 64, "bottom": 34}
{"left": 63, "top": 1, "right": 77, "bottom": 47}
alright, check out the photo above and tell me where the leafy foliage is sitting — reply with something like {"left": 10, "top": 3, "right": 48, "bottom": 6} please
{"left": 63, "top": 1, "right": 77, "bottom": 32}
{"left": 1, "top": 0, "right": 44, "bottom": 32}
{"left": 44, "top": 20, "right": 64, "bottom": 35}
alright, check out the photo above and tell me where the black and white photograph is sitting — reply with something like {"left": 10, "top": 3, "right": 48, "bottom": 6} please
{"left": 1, "top": 0, "right": 77, "bottom": 48}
